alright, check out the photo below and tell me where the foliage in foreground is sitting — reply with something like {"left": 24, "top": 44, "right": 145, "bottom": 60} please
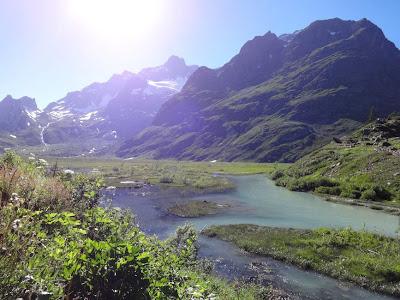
{"left": 203, "top": 224, "right": 400, "bottom": 296}
{"left": 0, "top": 152, "right": 264, "bottom": 299}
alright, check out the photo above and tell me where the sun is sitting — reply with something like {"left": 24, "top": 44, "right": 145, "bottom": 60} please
{"left": 68, "top": 0, "right": 164, "bottom": 40}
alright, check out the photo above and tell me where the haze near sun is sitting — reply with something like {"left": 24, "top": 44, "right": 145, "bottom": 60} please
{"left": 67, "top": 0, "right": 165, "bottom": 40}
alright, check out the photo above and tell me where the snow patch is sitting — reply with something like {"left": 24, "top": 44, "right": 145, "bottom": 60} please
{"left": 49, "top": 109, "right": 73, "bottom": 120}
{"left": 80, "top": 111, "right": 98, "bottom": 121}
{"left": 147, "top": 80, "right": 180, "bottom": 91}
{"left": 25, "top": 109, "right": 41, "bottom": 121}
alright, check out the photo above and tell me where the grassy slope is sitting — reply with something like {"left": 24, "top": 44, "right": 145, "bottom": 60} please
{"left": 275, "top": 118, "right": 400, "bottom": 205}
{"left": 46, "top": 157, "right": 287, "bottom": 191}
{"left": 203, "top": 224, "right": 400, "bottom": 296}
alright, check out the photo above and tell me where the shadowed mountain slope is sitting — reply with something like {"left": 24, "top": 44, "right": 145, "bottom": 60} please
{"left": 118, "top": 18, "right": 400, "bottom": 162}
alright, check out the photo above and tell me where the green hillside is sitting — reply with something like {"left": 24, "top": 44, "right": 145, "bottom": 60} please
{"left": 274, "top": 116, "right": 400, "bottom": 204}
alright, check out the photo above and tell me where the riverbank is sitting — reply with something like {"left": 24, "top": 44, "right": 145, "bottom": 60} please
{"left": 322, "top": 195, "right": 400, "bottom": 215}
{"left": 203, "top": 224, "right": 400, "bottom": 297}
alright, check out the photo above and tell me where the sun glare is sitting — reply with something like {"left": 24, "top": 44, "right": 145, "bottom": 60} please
{"left": 68, "top": 0, "right": 164, "bottom": 40}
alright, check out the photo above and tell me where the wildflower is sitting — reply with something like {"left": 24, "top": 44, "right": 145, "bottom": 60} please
{"left": 24, "top": 275, "right": 34, "bottom": 281}
{"left": 39, "top": 159, "right": 49, "bottom": 166}
{"left": 10, "top": 193, "right": 20, "bottom": 206}
{"left": 12, "top": 219, "right": 21, "bottom": 230}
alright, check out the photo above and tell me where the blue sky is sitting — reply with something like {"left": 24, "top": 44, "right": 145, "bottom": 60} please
{"left": 0, "top": 0, "right": 399, "bottom": 108}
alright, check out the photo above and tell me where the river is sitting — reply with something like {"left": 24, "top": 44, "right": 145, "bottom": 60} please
{"left": 108, "top": 175, "right": 399, "bottom": 300}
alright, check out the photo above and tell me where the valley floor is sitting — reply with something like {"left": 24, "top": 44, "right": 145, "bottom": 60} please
{"left": 9, "top": 154, "right": 398, "bottom": 298}
{"left": 47, "top": 157, "right": 286, "bottom": 192}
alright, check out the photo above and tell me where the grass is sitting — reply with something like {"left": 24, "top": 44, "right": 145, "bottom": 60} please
{"left": 167, "top": 200, "right": 229, "bottom": 218}
{"left": 275, "top": 141, "right": 400, "bottom": 204}
{"left": 203, "top": 224, "right": 400, "bottom": 296}
{"left": 274, "top": 117, "right": 400, "bottom": 205}
{"left": 44, "top": 157, "right": 286, "bottom": 192}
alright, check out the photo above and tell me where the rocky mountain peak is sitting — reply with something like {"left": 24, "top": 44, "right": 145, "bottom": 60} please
{"left": 1, "top": 95, "right": 37, "bottom": 111}
{"left": 139, "top": 55, "right": 198, "bottom": 82}
{"left": 164, "top": 55, "right": 187, "bottom": 70}
{"left": 286, "top": 18, "right": 397, "bottom": 61}
{"left": 184, "top": 30, "right": 285, "bottom": 93}
{"left": 0, "top": 95, "right": 40, "bottom": 135}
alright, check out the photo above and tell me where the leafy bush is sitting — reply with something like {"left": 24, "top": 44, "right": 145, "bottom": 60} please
{"left": 286, "top": 177, "right": 337, "bottom": 192}
{"left": 340, "top": 185, "right": 363, "bottom": 199}
{"left": 0, "top": 205, "right": 212, "bottom": 299}
{"left": 360, "top": 185, "right": 392, "bottom": 201}
{"left": 271, "top": 170, "right": 285, "bottom": 180}
{"left": 314, "top": 186, "right": 341, "bottom": 196}
{"left": 159, "top": 176, "right": 174, "bottom": 184}
{"left": 360, "top": 188, "right": 377, "bottom": 201}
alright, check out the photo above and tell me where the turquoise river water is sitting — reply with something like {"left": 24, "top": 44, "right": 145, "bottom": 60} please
{"left": 109, "top": 175, "right": 399, "bottom": 300}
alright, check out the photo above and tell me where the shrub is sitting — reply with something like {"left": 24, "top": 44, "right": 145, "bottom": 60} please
{"left": 361, "top": 185, "right": 391, "bottom": 201}
{"left": 315, "top": 186, "right": 342, "bottom": 196}
{"left": 372, "top": 185, "right": 392, "bottom": 201}
{"left": 271, "top": 170, "right": 285, "bottom": 180}
{"left": 360, "top": 188, "right": 377, "bottom": 201}
{"left": 0, "top": 165, "right": 21, "bottom": 206}
{"left": 67, "top": 174, "right": 104, "bottom": 210}
{"left": 159, "top": 176, "right": 174, "bottom": 184}
{"left": 0, "top": 204, "right": 216, "bottom": 299}
{"left": 30, "top": 177, "right": 72, "bottom": 211}
{"left": 286, "top": 177, "right": 337, "bottom": 192}
{"left": 340, "top": 185, "right": 363, "bottom": 199}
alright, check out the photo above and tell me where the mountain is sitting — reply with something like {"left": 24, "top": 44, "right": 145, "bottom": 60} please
{"left": 38, "top": 56, "right": 197, "bottom": 155}
{"left": 0, "top": 95, "right": 45, "bottom": 150}
{"left": 117, "top": 18, "right": 400, "bottom": 162}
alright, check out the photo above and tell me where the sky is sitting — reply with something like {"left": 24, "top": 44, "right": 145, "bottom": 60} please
{"left": 0, "top": 0, "right": 399, "bottom": 108}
